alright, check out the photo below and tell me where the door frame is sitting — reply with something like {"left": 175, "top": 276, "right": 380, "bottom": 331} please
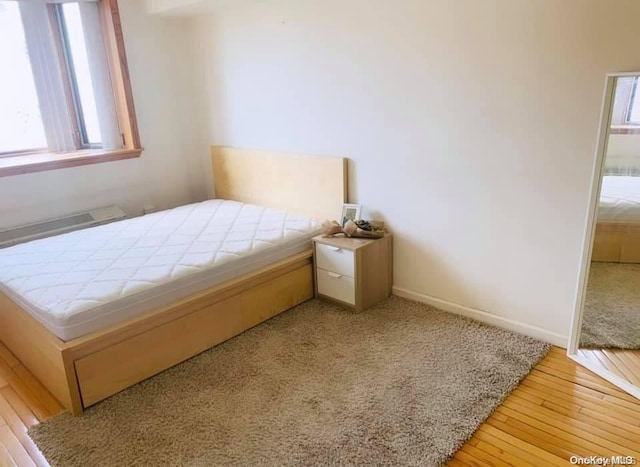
{"left": 567, "top": 71, "right": 640, "bottom": 399}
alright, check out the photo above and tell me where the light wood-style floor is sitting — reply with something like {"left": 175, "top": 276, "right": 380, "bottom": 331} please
{"left": 0, "top": 344, "right": 63, "bottom": 467}
{"left": 578, "top": 349, "right": 640, "bottom": 388}
{"left": 0, "top": 343, "right": 638, "bottom": 466}
{"left": 451, "top": 346, "right": 640, "bottom": 466}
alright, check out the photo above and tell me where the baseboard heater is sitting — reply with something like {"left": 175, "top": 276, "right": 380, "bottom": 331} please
{"left": 0, "top": 206, "right": 126, "bottom": 248}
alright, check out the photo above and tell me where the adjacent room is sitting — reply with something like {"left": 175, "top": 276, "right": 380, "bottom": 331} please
{"left": 577, "top": 74, "right": 640, "bottom": 389}
{"left": 0, "top": 0, "right": 639, "bottom": 465}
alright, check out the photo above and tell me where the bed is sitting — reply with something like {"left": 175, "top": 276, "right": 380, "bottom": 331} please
{"left": 592, "top": 175, "right": 640, "bottom": 262}
{"left": 0, "top": 146, "right": 347, "bottom": 415}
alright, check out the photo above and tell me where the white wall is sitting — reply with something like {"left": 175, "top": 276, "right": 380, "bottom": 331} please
{"left": 0, "top": 0, "right": 208, "bottom": 229}
{"left": 606, "top": 134, "right": 640, "bottom": 173}
{"left": 190, "top": 0, "right": 640, "bottom": 344}
{"left": 145, "top": 0, "right": 240, "bottom": 16}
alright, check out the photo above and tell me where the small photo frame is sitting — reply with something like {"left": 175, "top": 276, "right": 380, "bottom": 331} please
{"left": 340, "top": 204, "right": 362, "bottom": 227}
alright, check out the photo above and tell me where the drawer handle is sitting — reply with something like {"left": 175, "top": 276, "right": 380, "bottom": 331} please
{"left": 327, "top": 272, "right": 342, "bottom": 278}
{"left": 327, "top": 246, "right": 342, "bottom": 252}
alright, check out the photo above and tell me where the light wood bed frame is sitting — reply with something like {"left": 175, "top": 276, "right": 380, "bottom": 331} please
{"left": 592, "top": 222, "right": 640, "bottom": 263}
{"left": 0, "top": 146, "right": 347, "bottom": 415}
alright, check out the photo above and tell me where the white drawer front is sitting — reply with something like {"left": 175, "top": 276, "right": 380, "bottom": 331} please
{"left": 316, "top": 243, "right": 355, "bottom": 278}
{"left": 317, "top": 268, "right": 355, "bottom": 305}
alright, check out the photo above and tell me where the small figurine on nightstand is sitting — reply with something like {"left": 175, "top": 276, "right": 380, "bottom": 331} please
{"left": 321, "top": 219, "right": 386, "bottom": 239}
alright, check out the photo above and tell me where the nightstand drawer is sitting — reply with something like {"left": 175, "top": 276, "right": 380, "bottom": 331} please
{"left": 315, "top": 243, "right": 355, "bottom": 277}
{"left": 317, "top": 268, "right": 355, "bottom": 305}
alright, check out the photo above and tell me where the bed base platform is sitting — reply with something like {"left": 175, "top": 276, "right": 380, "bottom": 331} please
{"left": 0, "top": 251, "right": 314, "bottom": 415}
{"left": 592, "top": 221, "right": 640, "bottom": 263}
{"left": 0, "top": 146, "right": 347, "bottom": 415}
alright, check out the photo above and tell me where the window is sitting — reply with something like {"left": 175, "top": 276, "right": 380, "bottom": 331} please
{"left": 59, "top": 2, "right": 104, "bottom": 147}
{"left": 611, "top": 77, "right": 640, "bottom": 134}
{"left": 626, "top": 78, "right": 640, "bottom": 125}
{"left": 0, "top": 0, "right": 141, "bottom": 176}
{"left": 0, "top": 2, "right": 47, "bottom": 154}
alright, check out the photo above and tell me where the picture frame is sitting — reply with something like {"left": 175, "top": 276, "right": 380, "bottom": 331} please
{"left": 340, "top": 204, "right": 362, "bottom": 227}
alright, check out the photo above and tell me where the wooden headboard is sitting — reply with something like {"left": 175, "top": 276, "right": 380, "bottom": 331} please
{"left": 211, "top": 146, "right": 347, "bottom": 221}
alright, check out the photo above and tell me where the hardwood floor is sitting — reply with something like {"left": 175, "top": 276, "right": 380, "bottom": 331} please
{"left": 0, "top": 344, "right": 62, "bottom": 467}
{"left": 451, "top": 346, "right": 640, "bottom": 466}
{"left": 578, "top": 349, "right": 640, "bottom": 388}
{"left": 0, "top": 343, "right": 638, "bottom": 466}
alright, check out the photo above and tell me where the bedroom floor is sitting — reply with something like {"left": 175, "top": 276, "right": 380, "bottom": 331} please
{"left": 0, "top": 345, "right": 638, "bottom": 466}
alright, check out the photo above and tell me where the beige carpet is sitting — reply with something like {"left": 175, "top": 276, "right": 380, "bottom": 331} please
{"left": 29, "top": 297, "right": 549, "bottom": 466}
{"left": 580, "top": 262, "right": 640, "bottom": 349}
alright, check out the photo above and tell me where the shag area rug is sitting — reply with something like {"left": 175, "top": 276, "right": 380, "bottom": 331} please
{"left": 30, "top": 297, "right": 549, "bottom": 466}
{"left": 580, "top": 262, "right": 640, "bottom": 349}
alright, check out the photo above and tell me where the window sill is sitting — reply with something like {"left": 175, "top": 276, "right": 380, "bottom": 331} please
{"left": 610, "top": 125, "right": 640, "bottom": 135}
{"left": 0, "top": 148, "right": 143, "bottom": 177}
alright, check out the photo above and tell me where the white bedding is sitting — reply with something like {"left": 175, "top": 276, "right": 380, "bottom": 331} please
{"left": 598, "top": 176, "right": 640, "bottom": 222}
{"left": 0, "top": 200, "right": 321, "bottom": 341}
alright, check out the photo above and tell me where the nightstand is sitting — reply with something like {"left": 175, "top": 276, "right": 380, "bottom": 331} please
{"left": 312, "top": 234, "right": 392, "bottom": 312}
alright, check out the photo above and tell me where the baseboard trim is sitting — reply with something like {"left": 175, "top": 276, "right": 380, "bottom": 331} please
{"left": 392, "top": 287, "right": 569, "bottom": 348}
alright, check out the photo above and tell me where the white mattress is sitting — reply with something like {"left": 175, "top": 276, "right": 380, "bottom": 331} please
{"left": 599, "top": 176, "right": 640, "bottom": 222}
{"left": 0, "top": 200, "right": 321, "bottom": 341}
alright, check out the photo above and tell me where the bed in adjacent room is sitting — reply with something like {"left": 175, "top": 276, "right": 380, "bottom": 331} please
{"left": 0, "top": 146, "right": 347, "bottom": 414}
{"left": 592, "top": 175, "right": 640, "bottom": 262}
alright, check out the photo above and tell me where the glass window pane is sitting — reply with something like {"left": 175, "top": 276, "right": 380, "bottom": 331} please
{"left": 629, "top": 79, "right": 640, "bottom": 124}
{"left": 62, "top": 3, "right": 102, "bottom": 145}
{"left": 0, "top": 1, "right": 47, "bottom": 154}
